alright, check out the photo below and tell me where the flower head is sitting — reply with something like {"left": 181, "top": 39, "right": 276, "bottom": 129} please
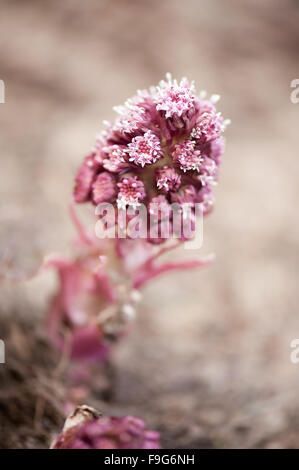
{"left": 191, "top": 111, "right": 225, "bottom": 143}
{"left": 74, "top": 74, "right": 229, "bottom": 243}
{"left": 197, "top": 156, "right": 218, "bottom": 186}
{"left": 208, "top": 136, "right": 225, "bottom": 162}
{"left": 102, "top": 145, "right": 130, "bottom": 173}
{"left": 117, "top": 176, "right": 146, "bottom": 209}
{"left": 52, "top": 405, "right": 161, "bottom": 449}
{"left": 172, "top": 140, "right": 202, "bottom": 173}
{"left": 155, "top": 166, "right": 181, "bottom": 193}
{"left": 74, "top": 153, "right": 102, "bottom": 203}
{"left": 154, "top": 74, "right": 196, "bottom": 119}
{"left": 92, "top": 172, "right": 117, "bottom": 204}
{"left": 111, "top": 101, "right": 148, "bottom": 136}
{"left": 170, "top": 185, "right": 197, "bottom": 206}
{"left": 128, "top": 130, "right": 162, "bottom": 167}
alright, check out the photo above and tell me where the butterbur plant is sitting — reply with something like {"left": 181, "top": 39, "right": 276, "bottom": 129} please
{"left": 51, "top": 405, "right": 161, "bottom": 449}
{"left": 47, "top": 75, "right": 228, "bottom": 364}
{"left": 45, "top": 75, "right": 228, "bottom": 449}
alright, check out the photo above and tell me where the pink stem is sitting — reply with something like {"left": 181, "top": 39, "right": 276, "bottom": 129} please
{"left": 43, "top": 256, "right": 72, "bottom": 270}
{"left": 115, "top": 238, "right": 126, "bottom": 259}
{"left": 94, "top": 269, "right": 117, "bottom": 303}
{"left": 69, "top": 201, "right": 93, "bottom": 246}
{"left": 137, "top": 240, "right": 182, "bottom": 274}
{"left": 133, "top": 254, "right": 215, "bottom": 289}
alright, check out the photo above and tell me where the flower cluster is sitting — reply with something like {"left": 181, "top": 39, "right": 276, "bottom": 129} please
{"left": 74, "top": 74, "right": 229, "bottom": 242}
{"left": 52, "top": 405, "right": 161, "bottom": 449}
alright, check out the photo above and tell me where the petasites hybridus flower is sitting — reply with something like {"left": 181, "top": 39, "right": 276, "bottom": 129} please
{"left": 51, "top": 405, "right": 161, "bottom": 449}
{"left": 74, "top": 74, "right": 229, "bottom": 243}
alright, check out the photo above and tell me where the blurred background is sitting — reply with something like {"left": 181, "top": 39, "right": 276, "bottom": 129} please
{"left": 1, "top": 0, "right": 299, "bottom": 448}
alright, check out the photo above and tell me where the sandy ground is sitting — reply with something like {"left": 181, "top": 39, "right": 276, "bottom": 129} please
{"left": 1, "top": 0, "right": 299, "bottom": 448}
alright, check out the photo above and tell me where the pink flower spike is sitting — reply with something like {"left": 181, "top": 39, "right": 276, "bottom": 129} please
{"left": 148, "top": 195, "right": 171, "bottom": 219}
{"left": 198, "top": 156, "right": 217, "bottom": 186}
{"left": 112, "top": 101, "right": 147, "bottom": 135}
{"left": 191, "top": 111, "right": 225, "bottom": 143}
{"left": 170, "top": 185, "right": 197, "bottom": 206}
{"left": 117, "top": 176, "right": 146, "bottom": 209}
{"left": 128, "top": 130, "right": 162, "bottom": 167}
{"left": 74, "top": 153, "right": 101, "bottom": 203}
{"left": 172, "top": 140, "right": 202, "bottom": 173}
{"left": 155, "top": 166, "right": 181, "bottom": 193}
{"left": 209, "top": 136, "right": 225, "bottom": 161}
{"left": 155, "top": 74, "right": 195, "bottom": 119}
{"left": 197, "top": 184, "right": 215, "bottom": 214}
{"left": 102, "top": 145, "right": 129, "bottom": 173}
{"left": 92, "top": 172, "right": 117, "bottom": 205}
